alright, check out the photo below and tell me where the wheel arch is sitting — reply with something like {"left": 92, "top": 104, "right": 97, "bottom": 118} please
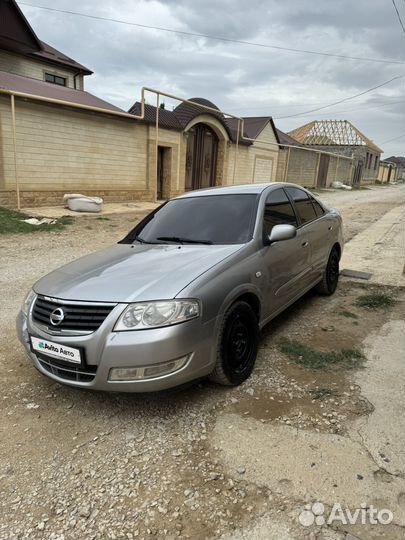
{"left": 233, "top": 292, "right": 261, "bottom": 321}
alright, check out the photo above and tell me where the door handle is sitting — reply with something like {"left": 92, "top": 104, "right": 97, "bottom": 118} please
{"left": 302, "top": 241, "right": 309, "bottom": 247}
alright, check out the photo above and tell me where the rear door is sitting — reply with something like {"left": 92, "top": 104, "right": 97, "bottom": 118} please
{"left": 259, "top": 188, "right": 312, "bottom": 319}
{"left": 285, "top": 187, "right": 333, "bottom": 282}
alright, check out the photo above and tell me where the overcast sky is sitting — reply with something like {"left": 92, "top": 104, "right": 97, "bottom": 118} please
{"left": 21, "top": 0, "right": 405, "bottom": 156}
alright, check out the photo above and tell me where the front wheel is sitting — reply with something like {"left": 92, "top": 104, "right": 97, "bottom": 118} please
{"left": 209, "top": 301, "right": 259, "bottom": 386}
{"left": 315, "top": 247, "right": 340, "bottom": 295}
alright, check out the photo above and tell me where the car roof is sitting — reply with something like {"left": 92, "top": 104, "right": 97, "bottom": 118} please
{"left": 175, "top": 182, "right": 308, "bottom": 198}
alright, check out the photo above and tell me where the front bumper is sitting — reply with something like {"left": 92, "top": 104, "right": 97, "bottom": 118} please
{"left": 16, "top": 309, "right": 216, "bottom": 392}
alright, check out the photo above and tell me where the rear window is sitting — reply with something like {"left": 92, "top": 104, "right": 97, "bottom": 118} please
{"left": 286, "top": 187, "right": 317, "bottom": 225}
{"left": 312, "top": 198, "right": 325, "bottom": 217}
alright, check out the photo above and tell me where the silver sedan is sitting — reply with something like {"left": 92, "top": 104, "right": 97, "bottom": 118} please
{"left": 17, "top": 183, "right": 343, "bottom": 392}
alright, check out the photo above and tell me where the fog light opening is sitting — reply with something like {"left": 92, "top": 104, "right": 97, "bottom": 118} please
{"left": 108, "top": 355, "right": 190, "bottom": 382}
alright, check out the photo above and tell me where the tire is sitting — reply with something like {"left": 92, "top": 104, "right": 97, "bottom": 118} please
{"left": 315, "top": 247, "right": 340, "bottom": 296}
{"left": 209, "top": 301, "right": 259, "bottom": 386}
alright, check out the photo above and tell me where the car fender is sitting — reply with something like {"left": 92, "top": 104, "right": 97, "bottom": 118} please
{"left": 211, "top": 283, "right": 263, "bottom": 345}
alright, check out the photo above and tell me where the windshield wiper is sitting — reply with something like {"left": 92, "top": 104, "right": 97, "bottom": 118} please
{"left": 132, "top": 235, "right": 158, "bottom": 244}
{"left": 156, "top": 236, "right": 213, "bottom": 245}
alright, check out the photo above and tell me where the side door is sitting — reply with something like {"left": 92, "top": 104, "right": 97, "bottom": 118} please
{"left": 259, "top": 188, "right": 312, "bottom": 320}
{"left": 285, "top": 187, "right": 332, "bottom": 282}
{"left": 310, "top": 196, "right": 336, "bottom": 274}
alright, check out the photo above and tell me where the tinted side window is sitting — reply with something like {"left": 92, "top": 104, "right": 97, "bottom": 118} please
{"left": 263, "top": 189, "right": 297, "bottom": 236}
{"left": 312, "top": 198, "right": 325, "bottom": 217}
{"left": 286, "top": 187, "right": 317, "bottom": 225}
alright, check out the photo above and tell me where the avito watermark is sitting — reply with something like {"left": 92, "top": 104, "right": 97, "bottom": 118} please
{"left": 298, "top": 502, "right": 393, "bottom": 527}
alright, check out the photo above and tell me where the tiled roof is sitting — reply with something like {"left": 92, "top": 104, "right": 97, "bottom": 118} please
{"left": 0, "top": 70, "right": 124, "bottom": 113}
{"left": 31, "top": 41, "right": 93, "bottom": 74}
{"left": 276, "top": 128, "right": 304, "bottom": 147}
{"left": 384, "top": 156, "right": 405, "bottom": 166}
{"left": 129, "top": 98, "right": 249, "bottom": 144}
{"left": 3, "top": 0, "right": 92, "bottom": 73}
{"left": 129, "top": 102, "right": 182, "bottom": 130}
{"left": 174, "top": 97, "right": 225, "bottom": 128}
{"left": 226, "top": 117, "right": 280, "bottom": 145}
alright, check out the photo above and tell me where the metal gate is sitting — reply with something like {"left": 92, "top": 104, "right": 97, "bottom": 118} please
{"left": 352, "top": 161, "right": 363, "bottom": 186}
{"left": 317, "top": 154, "right": 330, "bottom": 187}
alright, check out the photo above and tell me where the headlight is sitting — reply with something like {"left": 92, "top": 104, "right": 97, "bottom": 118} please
{"left": 21, "top": 289, "right": 36, "bottom": 316}
{"left": 114, "top": 299, "right": 200, "bottom": 331}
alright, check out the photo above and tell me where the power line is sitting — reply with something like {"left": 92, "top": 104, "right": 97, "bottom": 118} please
{"left": 19, "top": 1, "right": 405, "bottom": 65}
{"left": 380, "top": 133, "right": 405, "bottom": 144}
{"left": 233, "top": 98, "right": 404, "bottom": 116}
{"left": 274, "top": 74, "right": 405, "bottom": 119}
{"left": 276, "top": 100, "right": 404, "bottom": 118}
{"left": 391, "top": 0, "right": 405, "bottom": 34}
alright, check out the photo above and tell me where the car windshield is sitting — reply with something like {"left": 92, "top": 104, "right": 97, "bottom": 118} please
{"left": 121, "top": 194, "right": 259, "bottom": 245}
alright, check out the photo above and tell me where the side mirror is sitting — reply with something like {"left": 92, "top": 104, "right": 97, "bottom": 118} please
{"left": 268, "top": 224, "right": 296, "bottom": 243}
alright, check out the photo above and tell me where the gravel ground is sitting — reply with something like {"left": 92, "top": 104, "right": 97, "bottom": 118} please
{"left": 1, "top": 184, "right": 404, "bottom": 540}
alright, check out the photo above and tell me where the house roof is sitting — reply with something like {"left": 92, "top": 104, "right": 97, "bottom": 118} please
{"left": 0, "top": 70, "right": 124, "bottom": 113}
{"left": 0, "top": 0, "right": 41, "bottom": 53}
{"left": 129, "top": 102, "right": 182, "bottom": 130}
{"left": 174, "top": 97, "right": 226, "bottom": 128}
{"left": 384, "top": 156, "right": 405, "bottom": 167}
{"left": 288, "top": 120, "right": 382, "bottom": 153}
{"left": 226, "top": 116, "right": 280, "bottom": 145}
{"left": 129, "top": 98, "right": 251, "bottom": 144}
{"left": 276, "top": 128, "right": 304, "bottom": 147}
{"left": 31, "top": 40, "right": 93, "bottom": 75}
{"left": 1, "top": 0, "right": 92, "bottom": 74}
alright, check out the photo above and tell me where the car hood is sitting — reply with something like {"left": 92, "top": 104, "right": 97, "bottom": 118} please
{"left": 33, "top": 243, "right": 242, "bottom": 302}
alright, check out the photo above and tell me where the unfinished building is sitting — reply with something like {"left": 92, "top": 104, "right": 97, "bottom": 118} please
{"left": 288, "top": 120, "right": 382, "bottom": 185}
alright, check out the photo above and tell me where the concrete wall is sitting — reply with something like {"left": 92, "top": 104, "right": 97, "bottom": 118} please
{"left": 327, "top": 155, "right": 353, "bottom": 185}
{"left": 0, "top": 95, "right": 151, "bottom": 206}
{"left": 277, "top": 147, "right": 319, "bottom": 187}
{"left": 378, "top": 163, "right": 398, "bottom": 184}
{"left": 308, "top": 144, "right": 380, "bottom": 184}
{"left": 276, "top": 147, "right": 353, "bottom": 187}
{"left": 0, "top": 50, "right": 84, "bottom": 90}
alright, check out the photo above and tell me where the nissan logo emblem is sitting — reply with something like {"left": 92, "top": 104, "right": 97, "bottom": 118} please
{"left": 50, "top": 307, "right": 65, "bottom": 326}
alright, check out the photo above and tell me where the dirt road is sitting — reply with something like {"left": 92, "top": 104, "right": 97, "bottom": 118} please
{"left": 1, "top": 184, "right": 404, "bottom": 540}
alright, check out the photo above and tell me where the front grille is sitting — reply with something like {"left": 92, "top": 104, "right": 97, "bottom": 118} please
{"left": 37, "top": 354, "right": 97, "bottom": 382}
{"left": 32, "top": 296, "right": 116, "bottom": 333}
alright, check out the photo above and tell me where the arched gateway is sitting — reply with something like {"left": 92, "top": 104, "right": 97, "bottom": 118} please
{"left": 128, "top": 96, "right": 280, "bottom": 201}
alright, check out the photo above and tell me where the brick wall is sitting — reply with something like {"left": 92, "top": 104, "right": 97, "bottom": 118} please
{"left": 0, "top": 189, "right": 153, "bottom": 209}
{"left": 0, "top": 96, "right": 149, "bottom": 201}
{"left": 226, "top": 123, "right": 279, "bottom": 184}
{"left": 0, "top": 50, "right": 84, "bottom": 90}
{"left": 0, "top": 98, "right": 284, "bottom": 209}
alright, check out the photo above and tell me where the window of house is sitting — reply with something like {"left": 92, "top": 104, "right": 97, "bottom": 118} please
{"left": 263, "top": 189, "right": 297, "bottom": 236}
{"left": 286, "top": 187, "right": 318, "bottom": 225}
{"left": 44, "top": 73, "right": 67, "bottom": 86}
{"left": 365, "top": 152, "right": 369, "bottom": 168}
{"left": 374, "top": 156, "right": 379, "bottom": 170}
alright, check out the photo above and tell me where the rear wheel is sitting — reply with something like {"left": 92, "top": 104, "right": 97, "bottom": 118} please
{"left": 315, "top": 247, "right": 340, "bottom": 295}
{"left": 209, "top": 301, "right": 259, "bottom": 386}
